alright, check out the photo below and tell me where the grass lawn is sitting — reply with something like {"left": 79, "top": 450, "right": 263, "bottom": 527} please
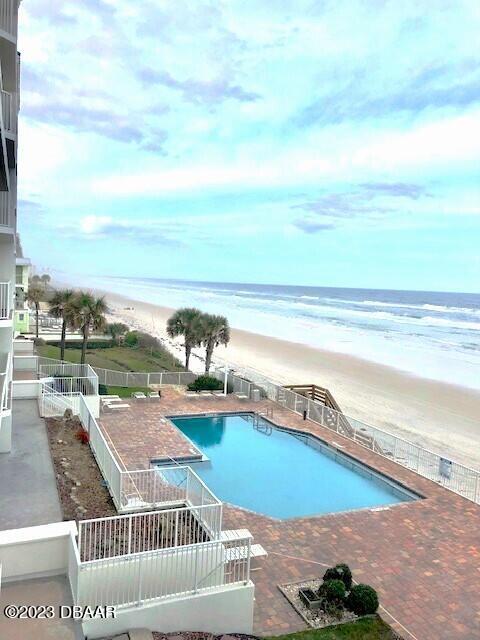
{"left": 38, "top": 343, "right": 183, "bottom": 373}
{"left": 269, "top": 618, "right": 398, "bottom": 640}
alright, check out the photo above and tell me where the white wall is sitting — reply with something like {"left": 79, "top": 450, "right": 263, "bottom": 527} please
{"left": 82, "top": 582, "right": 255, "bottom": 639}
{"left": 0, "top": 521, "right": 78, "bottom": 582}
{"left": 13, "top": 339, "right": 34, "bottom": 354}
{"left": 12, "top": 379, "right": 41, "bottom": 399}
{"left": 0, "top": 409, "right": 12, "bottom": 452}
{"left": 13, "top": 354, "right": 37, "bottom": 369}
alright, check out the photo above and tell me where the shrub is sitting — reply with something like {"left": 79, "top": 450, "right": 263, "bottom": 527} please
{"left": 99, "top": 384, "right": 108, "bottom": 395}
{"left": 319, "top": 579, "right": 346, "bottom": 604}
{"left": 124, "top": 331, "right": 139, "bottom": 347}
{"left": 323, "top": 563, "right": 353, "bottom": 590}
{"left": 75, "top": 428, "right": 90, "bottom": 445}
{"left": 46, "top": 340, "right": 114, "bottom": 349}
{"left": 187, "top": 375, "right": 223, "bottom": 392}
{"left": 34, "top": 337, "right": 46, "bottom": 346}
{"left": 346, "top": 584, "right": 379, "bottom": 616}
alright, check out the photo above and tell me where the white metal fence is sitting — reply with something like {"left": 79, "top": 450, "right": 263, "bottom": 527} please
{"left": 75, "top": 534, "right": 251, "bottom": 609}
{"left": 212, "top": 359, "right": 480, "bottom": 505}
{"left": 0, "top": 192, "right": 12, "bottom": 227}
{"left": 78, "top": 393, "right": 123, "bottom": 509}
{"left": 78, "top": 503, "right": 223, "bottom": 563}
{"left": 1, "top": 91, "right": 16, "bottom": 134}
{"left": 40, "top": 382, "right": 80, "bottom": 418}
{"left": 94, "top": 367, "right": 196, "bottom": 388}
{"left": 38, "top": 361, "right": 99, "bottom": 396}
{"left": 0, "top": 0, "right": 18, "bottom": 39}
{"left": 0, "top": 282, "right": 11, "bottom": 320}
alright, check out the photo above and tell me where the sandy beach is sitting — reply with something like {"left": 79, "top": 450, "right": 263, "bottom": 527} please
{"left": 87, "top": 288, "right": 480, "bottom": 470}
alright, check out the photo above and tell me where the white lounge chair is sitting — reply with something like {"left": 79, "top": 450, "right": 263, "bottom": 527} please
{"left": 234, "top": 392, "right": 249, "bottom": 401}
{"left": 148, "top": 391, "right": 161, "bottom": 399}
{"left": 220, "top": 529, "right": 252, "bottom": 541}
{"left": 185, "top": 391, "right": 198, "bottom": 398}
{"left": 132, "top": 391, "right": 147, "bottom": 399}
{"left": 108, "top": 403, "right": 130, "bottom": 410}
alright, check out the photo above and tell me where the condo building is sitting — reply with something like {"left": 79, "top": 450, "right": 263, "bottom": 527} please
{"left": 0, "top": 0, "right": 20, "bottom": 453}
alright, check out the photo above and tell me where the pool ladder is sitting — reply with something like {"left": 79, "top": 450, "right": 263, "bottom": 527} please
{"left": 253, "top": 412, "right": 273, "bottom": 435}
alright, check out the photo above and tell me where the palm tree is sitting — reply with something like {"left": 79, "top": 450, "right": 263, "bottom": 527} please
{"left": 199, "top": 313, "right": 230, "bottom": 374}
{"left": 69, "top": 292, "right": 108, "bottom": 364}
{"left": 48, "top": 289, "right": 75, "bottom": 361}
{"left": 40, "top": 274, "right": 51, "bottom": 289}
{"left": 166, "top": 308, "right": 202, "bottom": 370}
{"left": 27, "top": 286, "right": 43, "bottom": 338}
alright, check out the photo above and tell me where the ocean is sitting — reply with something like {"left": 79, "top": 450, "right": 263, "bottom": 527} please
{"left": 82, "top": 276, "right": 480, "bottom": 391}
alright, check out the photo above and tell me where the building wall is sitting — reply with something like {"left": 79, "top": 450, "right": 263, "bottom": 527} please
{"left": 0, "top": 0, "right": 20, "bottom": 452}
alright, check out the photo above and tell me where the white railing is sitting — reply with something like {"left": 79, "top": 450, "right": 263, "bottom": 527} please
{"left": 0, "top": 0, "right": 18, "bottom": 39}
{"left": 78, "top": 393, "right": 123, "bottom": 509}
{"left": 0, "top": 352, "right": 10, "bottom": 411}
{"left": 120, "top": 466, "right": 221, "bottom": 515}
{"left": 78, "top": 503, "right": 223, "bottom": 563}
{"left": 214, "top": 360, "right": 480, "bottom": 505}
{"left": 1, "top": 91, "right": 16, "bottom": 135}
{"left": 0, "top": 192, "right": 12, "bottom": 228}
{"left": 39, "top": 361, "right": 99, "bottom": 396}
{"left": 40, "top": 382, "right": 80, "bottom": 418}
{"left": 94, "top": 367, "right": 196, "bottom": 388}
{"left": 75, "top": 534, "right": 251, "bottom": 609}
{"left": 0, "top": 282, "right": 11, "bottom": 320}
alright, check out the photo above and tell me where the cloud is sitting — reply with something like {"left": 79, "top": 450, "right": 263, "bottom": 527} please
{"left": 293, "top": 219, "right": 335, "bottom": 233}
{"left": 360, "top": 182, "right": 429, "bottom": 200}
{"left": 137, "top": 67, "right": 259, "bottom": 105}
{"left": 77, "top": 215, "right": 184, "bottom": 247}
{"left": 291, "top": 182, "right": 431, "bottom": 233}
{"left": 18, "top": 198, "right": 45, "bottom": 217}
{"left": 294, "top": 61, "right": 480, "bottom": 128}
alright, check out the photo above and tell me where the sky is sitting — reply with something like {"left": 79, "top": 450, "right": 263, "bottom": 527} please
{"left": 16, "top": 0, "right": 480, "bottom": 292}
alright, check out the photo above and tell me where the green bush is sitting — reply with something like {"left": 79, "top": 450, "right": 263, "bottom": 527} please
{"left": 187, "top": 375, "right": 223, "bottom": 392}
{"left": 123, "top": 331, "right": 139, "bottom": 347}
{"left": 323, "top": 563, "right": 353, "bottom": 590}
{"left": 34, "top": 337, "right": 46, "bottom": 346}
{"left": 346, "top": 584, "right": 379, "bottom": 615}
{"left": 99, "top": 384, "right": 108, "bottom": 395}
{"left": 46, "top": 340, "right": 114, "bottom": 350}
{"left": 319, "top": 579, "right": 346, "bottom": 604}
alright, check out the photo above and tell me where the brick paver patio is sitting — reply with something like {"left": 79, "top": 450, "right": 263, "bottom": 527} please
{"left": 99, "top": 389, "right": 480, "bottom": 640}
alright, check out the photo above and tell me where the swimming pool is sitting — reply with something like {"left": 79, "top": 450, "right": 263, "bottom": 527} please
{"left": 168, "top": 413, "right": 417, "bottom": 519}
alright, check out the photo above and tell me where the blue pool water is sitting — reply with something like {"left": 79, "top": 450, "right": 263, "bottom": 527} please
{"left": 169, "top": 413, "right": 417, "bottom": 519}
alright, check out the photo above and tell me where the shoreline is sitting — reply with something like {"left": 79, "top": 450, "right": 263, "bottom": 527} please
{"left": 52, "top": 279, "right": 480, "bottom": 469}
{"left": 87, "top": 287, "right": 480, "bottom": 469}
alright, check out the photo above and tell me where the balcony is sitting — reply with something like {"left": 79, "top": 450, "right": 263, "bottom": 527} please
{"left": 0, "top": 281, "right": 12, "bottom": 320}
{"left": 0, "top": 1, "right": 18, "bottom": 42}
{"left": 1, "top": 90, "right": 16, "bottom": 138}
{"left": 0, "top": 191, "right": 13, "bottom": 230}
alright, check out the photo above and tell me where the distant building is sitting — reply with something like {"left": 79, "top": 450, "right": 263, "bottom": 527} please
{"left": 14, "top": 255, "right": 30, "bottom": 334}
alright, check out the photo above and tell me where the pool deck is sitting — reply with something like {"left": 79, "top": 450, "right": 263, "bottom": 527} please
{"left": 98, "top": 389, "right": 480, "bottom": 640}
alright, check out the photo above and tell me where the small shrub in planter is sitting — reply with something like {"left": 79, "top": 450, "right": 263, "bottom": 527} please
{"left": 323, "top": 563, "right": 353, "bottom": 590}
{"left": 187, "top": 375, "right": 223, "bottom": 392}
{"left": 346, "top": 584, "right": 379, "bottom": 615}
{"left": 298, "top": 588, "right": 323, "bottom": 611}
{"left": 319, "top": 579, "right": 346, "bottom": 604}
{"left": 75, "top": 428, "right": 90, "bottom": 445}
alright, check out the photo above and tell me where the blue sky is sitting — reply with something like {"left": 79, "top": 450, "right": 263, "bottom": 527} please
{"left": 17, "top": 0, "right": 480, "bottom": 292}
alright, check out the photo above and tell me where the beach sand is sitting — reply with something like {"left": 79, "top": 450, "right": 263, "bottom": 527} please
{"left": 91, "top": 288, "right": 480, "bottom": 469}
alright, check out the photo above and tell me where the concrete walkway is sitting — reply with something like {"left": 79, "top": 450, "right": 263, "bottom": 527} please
{"left": 0, "top": 399, "right": 62, "bottom": 530}
{"left": 0, "top": 576, "right": 83, "bottom": 640}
